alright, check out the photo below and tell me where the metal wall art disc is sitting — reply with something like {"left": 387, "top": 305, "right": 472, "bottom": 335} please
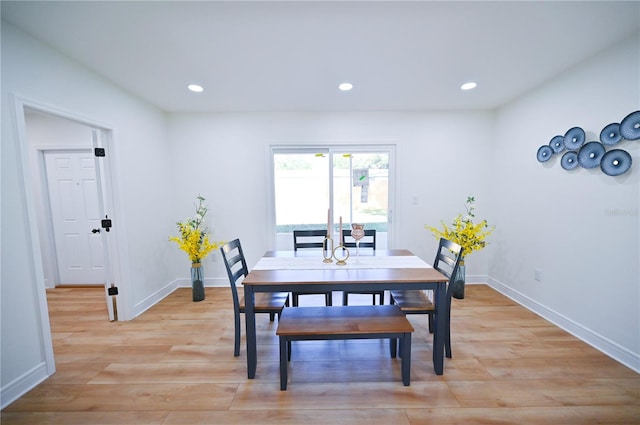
{"left": 549, "top": 135, "right": 565, "bottom": 153}
{"left": 620, "top": 110, "right": 640, "bottom": 140}
{"left": 537, "top": 145, "right": 553, "bottom": 162}
{"left": 577, "top": 141, "right": 605, "bottom": 168}
{"left": 564, "top": 127, "right": 585, "bottom": 150}
{"left": 600, "top": 149, "right": 632, "bottom": 176}
{"left": 599, "top": 123, "right": 622, "bottom": 145}
{"left": 561, "top": 151, "right": 579, "bottom": 170}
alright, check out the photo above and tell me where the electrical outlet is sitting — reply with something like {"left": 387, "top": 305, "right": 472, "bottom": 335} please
{"left": 534, "top": 268, "right": 542, "bottom": 282}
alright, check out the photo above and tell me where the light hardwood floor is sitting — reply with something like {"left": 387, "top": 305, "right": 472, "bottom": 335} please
{"left": 2, "top": 285, "right": 638, "bottom": 424}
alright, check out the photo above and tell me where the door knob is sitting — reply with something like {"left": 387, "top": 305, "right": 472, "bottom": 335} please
{"left": 91, "top": 228, "right": 101, "bottom": 234}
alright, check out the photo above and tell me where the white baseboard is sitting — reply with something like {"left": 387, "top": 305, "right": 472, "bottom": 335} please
{"left": 1, "top": 362, "right": 50, "bottom": 410}
{"left": 133, "top": 280, "right": 179, "bottom": 317}
{"left": 174, "top": 277, "right": 230, "bottom": 288}
{"left": 486, "top": 276, "right": 640, "bottom": 374}
{"left": 133, "top": 278, "right": 230, "bottom": 317}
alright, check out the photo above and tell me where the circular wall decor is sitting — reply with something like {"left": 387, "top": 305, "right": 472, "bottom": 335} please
{"left": 537, "top": 145, "right": 553, "bottom": 162}
{"left": 560, "top": 151, "right": 579, "bottom": 170}
{"left": 564, "top": 127, "right": 585, "bottom": 150}
{"left": 599, "top": 123, "right": 622, "bottom": 145}
{"left": 577, "top": 141, "right": 605, "bottom": 169}
{"left": 620, "top": 110, "right": 640, "bottom": 140}
{"left": 549, "top": 135, "right": 565, "bottom": 153}
{"left": 600, "top": 149, "right": 632, "bottom": 176}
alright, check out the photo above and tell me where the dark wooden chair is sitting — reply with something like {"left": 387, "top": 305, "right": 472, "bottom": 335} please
{"left": 389, "top": 238, "right": 463, "bottom": 358}
{"left": 341, "top": 229, "right": 384, "bottom": 305}
{"left": 291, "top": 230, "right": 333, "bottom": 306}
{"left": 220, "top": 239, "right": 289, "bottom": 357}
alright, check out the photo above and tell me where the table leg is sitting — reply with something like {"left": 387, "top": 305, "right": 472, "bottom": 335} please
{"left": 244, "top": 285, "right": 257, "bottom": 379}
{"left": 432, "top": 281, "right": 445, "bottom": 375}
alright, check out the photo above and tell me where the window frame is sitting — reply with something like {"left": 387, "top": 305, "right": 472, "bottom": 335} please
{"left": 267, "top": 144, "right": 396, "bottom": 250}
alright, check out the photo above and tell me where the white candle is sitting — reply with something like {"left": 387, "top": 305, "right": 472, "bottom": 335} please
{"left": 327, "top": 209, "right": 331, "bottom": 237}
{"left": 339, "top": 216, "right": 343, "bottom": 245}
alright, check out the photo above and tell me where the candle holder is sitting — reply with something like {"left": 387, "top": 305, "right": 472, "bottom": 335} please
{"left": 322, "top": 236, "right": 334, "bottom": 263}
{"left": 332, "top": 245, "right": 349, "bottom": 266}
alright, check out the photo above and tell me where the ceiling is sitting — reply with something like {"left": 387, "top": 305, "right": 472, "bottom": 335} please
{"left": 2, "top": 1, "right": 639, "bottom": 113}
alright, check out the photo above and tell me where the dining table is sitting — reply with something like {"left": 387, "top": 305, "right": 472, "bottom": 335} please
{"left": 241, "top": 248, "right": 450, "bottom": 379}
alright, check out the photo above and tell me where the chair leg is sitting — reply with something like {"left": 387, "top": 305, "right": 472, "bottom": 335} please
{"left": 342, "top": 292, "right": 348, "bottom": 306}
{"left": 292, "top": 293, "right": 299, "bottom": 307}
{"left": 428, "top": 312, "right": 434, "bottom": 334}
{"left": 269, "top": 312, "right": 275, "bottom": 321}
{"left": 445, "top": 319, "right": 452, "bottom": 359}
{"left": 389, "top": 338, "right": 398, "bottom": 358}
{"left": 326, "top": 292, "right": 332, "bottom": 306}
{"left": 234, "top": 312, "right": 241, "bottom": 357}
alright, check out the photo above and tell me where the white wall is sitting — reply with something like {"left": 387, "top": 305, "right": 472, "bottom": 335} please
{"left": 165, "top": 111, "right": 495, "bottom": 279}
{"left": 2, "top": 17, "right": 638, "bottom": 410}
{"left": 1, "top": 22, "right": 174, "bottom": 407}
{"left": 490, "top": 33, "right": 640, "bottom": 370}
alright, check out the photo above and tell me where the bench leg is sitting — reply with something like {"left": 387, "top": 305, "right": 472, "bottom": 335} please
{"left": 401, "top": 333, "right": 411, "bottom": 386}
{"left": 279, "top": 337, "right": 288, "bottom": 390}
{"left": 389, "top": 338, "right": 397, "bottom": 358}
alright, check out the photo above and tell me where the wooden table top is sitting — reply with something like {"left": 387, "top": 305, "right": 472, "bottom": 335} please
{"left": 243, "top": 249, "right": 448, "bottom": 286}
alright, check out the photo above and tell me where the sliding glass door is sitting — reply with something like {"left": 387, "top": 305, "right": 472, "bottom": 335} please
{"left": 272, "top": 145, "right": 393, "bottom": 250}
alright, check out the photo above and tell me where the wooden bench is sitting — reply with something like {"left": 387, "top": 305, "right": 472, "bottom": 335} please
{"left": 276, "top": 305, "right": 414, "bottom": 390}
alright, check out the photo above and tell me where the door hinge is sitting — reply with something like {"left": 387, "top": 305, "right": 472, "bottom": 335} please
{"left": 94, "top": 147, "right": 106, "bottom": 157}
{"left": 101, "top": 215, "right": 112, "bottom": 232}
{"left": 109, "top": 283, "right": 118, "bottom": 322}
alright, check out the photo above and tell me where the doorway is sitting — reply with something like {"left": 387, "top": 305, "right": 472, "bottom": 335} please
{"left": 19, "top": 104, "right": 122, "bottom": 322}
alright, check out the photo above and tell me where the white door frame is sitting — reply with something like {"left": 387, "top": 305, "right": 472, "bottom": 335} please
{"left": 11, "top": 94, "right": 129, "bottom": 371}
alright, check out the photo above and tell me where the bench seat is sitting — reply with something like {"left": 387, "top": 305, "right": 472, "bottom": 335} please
{"left": 276, "top": 305, "right": 414, "bottom": 390}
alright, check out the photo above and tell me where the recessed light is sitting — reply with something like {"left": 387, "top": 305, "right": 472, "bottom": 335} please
{"left": 187, "top": 84, "right": 204, "bottom": 93}
{"left": 338, "top": 82, "right": 353, "bottom": 91}
{"left": 460, "top": 82, "right": 477, "bottom": 91}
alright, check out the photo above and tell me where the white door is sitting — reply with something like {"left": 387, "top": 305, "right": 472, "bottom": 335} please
{"left": 44, "top": 151, "right": 105, "bottom": 284}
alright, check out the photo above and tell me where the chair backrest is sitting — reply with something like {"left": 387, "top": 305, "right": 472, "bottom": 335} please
{"left": 293, "top": 229, "right": 328, "bottom": 251}
{"left": 220, "top": 239, "right": 249, "bottom": 311}
{"left": 432, "top": 238, "right": 464, "bottom": 298}
{"left": 342, "top": 229, "right": 376, "bottom": 250}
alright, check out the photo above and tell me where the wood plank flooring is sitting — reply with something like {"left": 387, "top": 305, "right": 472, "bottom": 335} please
{"left": 2, "top": 285, "right": 638, "bottom": 424}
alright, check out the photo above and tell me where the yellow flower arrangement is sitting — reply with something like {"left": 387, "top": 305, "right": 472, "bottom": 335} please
{"left": 169, "top": 195, "right": 224, "bottom": 264}
{"left": 425, "top": 196, "right": 495, "bottom": 258}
